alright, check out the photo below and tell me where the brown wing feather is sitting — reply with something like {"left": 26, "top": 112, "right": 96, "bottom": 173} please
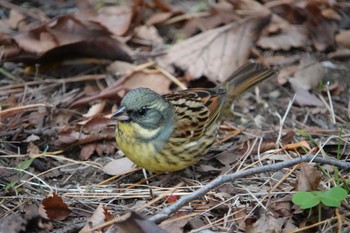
{"left": 163, "top": 88, "right": 225, "bottom": 142}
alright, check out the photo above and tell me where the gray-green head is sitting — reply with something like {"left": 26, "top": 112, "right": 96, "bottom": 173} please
{"left": 112, "top": 88, "right": 174, "bottom": 132}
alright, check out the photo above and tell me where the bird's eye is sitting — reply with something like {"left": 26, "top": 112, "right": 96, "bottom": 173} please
{"left": 137, "top": 107, "right": 148, "bottom": 117}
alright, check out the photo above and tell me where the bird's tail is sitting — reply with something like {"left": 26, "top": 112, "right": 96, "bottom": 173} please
{"left": 220, "top": 62, "right": 275, "bottom": 98}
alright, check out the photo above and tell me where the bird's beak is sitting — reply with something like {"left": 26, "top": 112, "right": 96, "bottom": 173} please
{"left": 111, "top": 106, "right": 130, "bottom": 121}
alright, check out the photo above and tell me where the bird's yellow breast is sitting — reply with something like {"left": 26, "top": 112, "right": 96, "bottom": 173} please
{"left": 115, "top": 121, "right": 216, "bottom": 173}
{"left": 116, "top": 121, "right": 165, "bottom": 172}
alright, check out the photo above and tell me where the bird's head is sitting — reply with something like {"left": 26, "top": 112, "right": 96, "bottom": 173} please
{"left": 112, "top": 88, "right": 174, "bottom": 141}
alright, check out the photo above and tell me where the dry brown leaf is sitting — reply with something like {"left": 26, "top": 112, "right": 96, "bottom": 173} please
{"left": 275, "top": 65, "right": 298, "bottom": 85}
{"left": 107, "top": 61, "right": 171, "bottom": 94}
{"left": 8, "top": 9, "right": 26, "bottom": 30}
{"left": 288, "top": 58, "right": 325, "bottom": 106}
{"left": 121, "top": 71, "right": 171, "bottom": 94}
{"left": 257, "top": 26, "right": 308, "bottom": 51}
{"left": 38, "top": 192, "right": 71, "bottom": 221}
{"left": 306, "top": 2, "right": 337, "bottom": 51}
{"left": 197, "top": 164, "right": 221, "bottom": 173}
{"left": 246, "top": 214, "right": 284, "bottom": 233}
{"left": 296, "top": 162, "right": 322, "bottom": 191}
{"left": 181, "top": 2, "right": 240, "bottom": 37}
{"left": 289, "top": 58, "right": 325, "bottom": 91}
{"left": 107, "top": 60, "right": 136, "bottom": 75}
{"left": 113, "top": 212, "right": 167, "bottom": 233}
{"left": 80, "top": 143, "right": 98, "bottom": 160}
{"left": 6, "top": 13, "right": 132, "bottom": 63}
{"left": 27, "top": 142, "right": 40, "bottom": 156}
{"left": 146, "top": 12, "right": 174, "bottom": 25}
{"left": 14, "top": 31, "right": 56, "bottom": 55}
{"left": 289, "top": 58, "right": 325, "bottom": 107}
{"left": 327, "top": 48, "right": 350, "bottom": 60}
{"left": 81, "top": 117, "right": 111, "bottom": 132}
{"left": 79, "top": 204, "right": 114, "bottom": 233}
{"left": 322, "top": 8, "right": 342, "bottom": 21}
{"left": 158, "top": 15, "right": 271, "bottom": 82}
{"left": 294, "top": 88, "right": 324, "bottom": 107}
{"left": 134, "top": 25, "right": 164, "bottom": 45}
{"left": 103, "top": 157, "right": 137, "bottom": 176}
{"left": 77, "top": 6, "right": 133, "bottom": 36}
{"left": 283, "top": 140, "right": 311, "bottom": 151}
{"left": 24, "top": 134, "right": 40, "bottom": 142}
{"left": 336, "top": 30, "right": 350, "bottom": 49}
{"left": 282, "top": 219, "right": 299, "bottom": 233}
{"left": 160, "top": 218, "right": 188, "bottom": 233}
{"left": 1, "top": 205, "right": 53, "bottom": 232}
{"left": 269, "top": 3, "right": 307, "bottom": 25}
{"left": 83, "top": 101, "right": 106, "bottom": 118}
{"left": 233, "top": 0, "right": 270, "bottom": 13}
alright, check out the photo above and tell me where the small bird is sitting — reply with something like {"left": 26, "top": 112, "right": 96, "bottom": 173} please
{"left": 112, "top": 63, "right": 275, "bottom": 173}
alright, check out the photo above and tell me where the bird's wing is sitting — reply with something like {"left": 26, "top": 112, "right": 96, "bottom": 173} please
{"left": 163, "top": 88, "right": 225, "bottom": 142}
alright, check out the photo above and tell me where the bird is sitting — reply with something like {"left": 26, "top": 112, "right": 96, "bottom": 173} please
{"left": 112, "top": 63, "right": 275, "bottom": 173}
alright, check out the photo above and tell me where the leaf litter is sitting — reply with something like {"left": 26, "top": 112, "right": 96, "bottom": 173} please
{"left": 1, "top": 0, "right": 350, "bottom": 232}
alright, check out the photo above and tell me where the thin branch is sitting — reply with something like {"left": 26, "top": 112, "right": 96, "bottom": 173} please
{"left": 148, "top": 155, "right": 350, "bottom": 223}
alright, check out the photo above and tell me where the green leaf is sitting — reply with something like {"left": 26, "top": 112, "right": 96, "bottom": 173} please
{"left": 16, "top": 158, "right": 33, "bottom": 170}
{"left": 318, "top": 187, "right": 348, "bottom": 207}
{"left": 292, "top": 192, "right": 320, "bottom": 209}
{"left": 320, "top": 196, "right": 341, "bottom": 207}
{"left": 292, "top": 187, "right": 348, "bottom": 209}
{"left": 326, "top": 187, "right": 348, "bottom": 201}
{"left": 5, "top": 181, "right": 17, "bottom": 190}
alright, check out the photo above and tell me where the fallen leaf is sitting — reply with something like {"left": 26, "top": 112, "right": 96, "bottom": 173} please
{"left": 83, "top": 101, "right": 106, "bottom": 118}
{"left": 269, "top": 3, "right": 307, "bottom": 24}
{"left": 246, "top": 214, "right": 284, "bottom": 233}
{"left": 158, "top": 15, "right": 271, "bottom": 82}
{"left": 80, "top": 204, "right": 114, "bottom": 233}
{"left": 160, "top": 218, "right": 188, "bottom": 233}
{"left": 134, "top": 25, "right": 164, "bottom": 45}
{"left": 24, "top": 134, "right": 40, "bottom": 142}
{"left": 282, "top": 219, "right": 299, "bottom": 233}
{"left": 146, "top": 12, "right": 173, "bottom": 25}
{"left": 257, "top": 25, "right": 308, "bottom": 51}
{"left": 289, "top": 59, "right": 325, "bottom": 91}
{"left": 181, "top": 2, "right": 240, "bottom": 37}
{"left": 107, "top": 61, "right": 172, "bottom": 94}
{"left": 8, "top": 9, "right": 26, "bottom": 30}
{"left": 283, "top": 140, "right": 311, "bottom": 151}
{"left": 296, "top": 162, "right": 322, "bottom": 191}
{"left": 288, "top": 58, "right": 325, "bottom": 107}
{"left": 38, "top": 192, "right": 71, "bottom": 220}
{"left": 1, "top": 205, "right": 53, "bottom": 233}
{"left": 6, "top": 13, "right": 132, "bottom": 63}
{"left": 103, "top": 157, "right": 138, "bottom": 176}
{"left": 335, "top": 30, "right": 350, "bottom": 49}
{"left": 27, "top": 142, "right": 41, "bottom": 156}
{"left": 275, "top": 65, "right": 298, "bottom": 85}
{"left": 306, "top": 2, "right": 337, "bottom": 51}
{"left": 197, "top": 164, "right": 221, "bottom": 173}
{"left": 111, "top": 212, "right": 167, "bottom": 233}
{"left": 294, "top": 88, "right": 324, "bottom": 107}
{"left": 80, "top": 143, "right": 98, "bottom": 160}
{"left": 120, "top": 71, "right": 171, "bottom": 94}
{"left": 77, "top": 6, "right": 133, "bottom": 36}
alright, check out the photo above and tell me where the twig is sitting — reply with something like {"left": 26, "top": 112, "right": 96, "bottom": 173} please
{"left": 0, "top": 67, "right": 23, "bottom": 83}
{"left": 0, "top": 103, "right": 53, "bottom": 116}
{"left": 148, "top": 155, "right": 350, "bottom": 223}
{"left": 0, "top": 166, "right": 53, "bottom": 191}
{"left": 326, "top": 81, "right": 336, "bottom": 124}
{"left": 154, "top": 64, "right": 187, "bottom": 90}
{"left": 275, "top": 94, "right": 296, "bottom": 146}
